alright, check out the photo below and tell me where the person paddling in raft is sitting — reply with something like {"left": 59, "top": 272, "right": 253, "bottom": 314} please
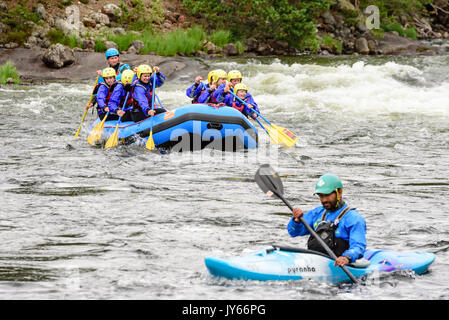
{"left": 214, "top": 69, "right": 243, "bottom": 103}
{"left": 131, "top": 64, "right": 166, "bottom": 122}
{"left": 197, "top": 69, "right": 227, "bottom": 104}
{"left": 223, "top": 83, "right": 259, "bottom": 119}
{"left": 96, "top": 48, "right": 131, "bottom": 82}
{"left": 186, "top": 70, "right": 216, "bottom": 104}
{"left": 287, "top": 174, "right": 367, "bottom": 267}
{"left": 86, "top": 67, "right": 118, "bottom": 120}
{"left": 107, "top": 69, "right": 136, "bottom": 122}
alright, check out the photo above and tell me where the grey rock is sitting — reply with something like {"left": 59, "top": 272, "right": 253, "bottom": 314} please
{"left": 42, "top": 44, "right": 75, "bottom": 68}
{"left": 204, "top": 42, "right": 217, "bottom": 54}
{"left": 102, "top": 3, "right": 122, "bottom": 21}
{"left": 355, "top": 37, "right": 369, "bottom": 54}
{"left": 91, "top": 12, "right": 110, "bottom": 26}
{"left": 35, "top": 4, "right": 46, "bottom": 20}
{"left": 0, "top": 1, "right": 7, "bottom": 12}
{"left": 104, "top": 41, "right": 118, "bottom": 50}
{"left": 222, "top": 43, "right": 239, "bottom": 56}
{"left": 321, "top": 11, "right": 336, "bottom": 26}
{"left": 130, "top": 40, "right": 144, "bottom": 52}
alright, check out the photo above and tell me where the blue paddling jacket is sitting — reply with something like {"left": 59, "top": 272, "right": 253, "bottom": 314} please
{"left": 287, "top": 203, "right": 367, "bottom": 262}
{"left": 132, "top": 72, "right": 165, "bottom": 115}
{"left": 222, "top": 91, "right": 260, "bottom": 117}
{"left": 107, "top": 78, "right": 137, "bottom": 114}
{"left": 96, "top": 81, "right": 117, "bottom": 116}
{"left": 186, "top": 82, "right": 208, "bottom": 103}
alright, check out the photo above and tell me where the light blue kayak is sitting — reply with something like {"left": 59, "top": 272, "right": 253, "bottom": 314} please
{"left": 205, "top": 245, "right": 436, "bottom": 284}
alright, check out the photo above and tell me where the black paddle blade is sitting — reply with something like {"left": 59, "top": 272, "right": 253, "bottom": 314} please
{"left": 255, "top": 164, "right": 284, "bottom": 198}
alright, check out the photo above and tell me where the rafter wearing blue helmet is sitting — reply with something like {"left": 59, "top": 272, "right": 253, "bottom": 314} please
{"left": 97, "top": 48, "right": 131, "bottom": 83}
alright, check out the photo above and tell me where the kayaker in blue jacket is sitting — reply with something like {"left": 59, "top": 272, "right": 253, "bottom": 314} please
{"left": 287, "top": 174, "right": 367, "bottom": 267}
{"left": 107, "top": 69, "right": 136, "bottom": 122}
{"left": 222, "top": 83, "right": 259, "bottom": 119}
{"left": 96, "top": 48, "right": 131, "bottom": 83}
{"left": 131, "top": 64, "right": 166, "bottom": 122}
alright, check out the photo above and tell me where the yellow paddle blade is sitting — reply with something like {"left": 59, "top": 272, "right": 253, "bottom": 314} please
{"left": 264, "top": 124, "right": 298, "bottom": 148}
{"left": 271, "top": 124, "right": 298, "bottom": 147}
{"left": 104, "top": 123, "right": 120, "bottom": 149}
{"left": 87, "top": 116, "right": 108, "bottom": 146}
{"left": 145, "top": 131, "right": 155, "bottom": 150}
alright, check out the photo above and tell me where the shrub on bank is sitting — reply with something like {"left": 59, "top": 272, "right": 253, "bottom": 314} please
{"left": 0, "top": 61, "right": 20, "bottom": 85}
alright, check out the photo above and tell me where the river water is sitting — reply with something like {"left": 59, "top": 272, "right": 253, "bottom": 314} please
{"left": 1, "top": 53, "right": 449, "bottom": 301}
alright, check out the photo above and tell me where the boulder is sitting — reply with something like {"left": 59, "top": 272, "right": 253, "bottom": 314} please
{"left": 130, "top": 40, "right": 144, "bottom": 52}
{"left": 102, "top": 3, "right": 122, "bottom": 21}
{"left": 82, "top": 17, "right": 96, "bottom": 28}
{"left": 355, "top": 37, "right": 369, "bottom": 54}
{"left": 82, "top": 38, "right": 96, "bottom": 51}
{"left": 42, "top": 44, "right": 75, "bottom": 68}
{"left": 222, "top": 43, "right": 239, "bottom": 56}
{"left": 55, "top": 18, "right": 79, "bottom": 36}
{"left": 204, "top": 42, "right": 217, "bottom": 54}
{"left": 35, "top": 4, "right": 46, "bottom": 20}
{"left": 0, "top": 1, "right": 7, "bottom": 12}
{"left": 104, "top": 41, "right": 118, "bottom": 50}
{"left": 321, "top": 11, "right": 336, "bottom": 26}
{"left": 337, "top": 0, "right": 356, "bottom": 11}
{"left": 91, "top": 12, "right": 110, "bottom": 26}
{"left": 375, "top": 32, "right": 439, "bottom": 55}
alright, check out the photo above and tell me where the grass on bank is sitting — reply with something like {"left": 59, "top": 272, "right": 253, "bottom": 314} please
{"left": 0, "top": 61, "right": 20, "bottom": 85}
{"left": 95, "top": 26, "right": 243, "bottom": 56}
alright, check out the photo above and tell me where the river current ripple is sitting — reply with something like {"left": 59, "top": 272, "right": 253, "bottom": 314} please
{"left": 0, "top": 55, "right": 448, "bottom": 300}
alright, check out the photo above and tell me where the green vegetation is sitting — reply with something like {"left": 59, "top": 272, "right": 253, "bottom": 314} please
{"left": 359, "top": 0, "right": 433, "bottom": 19}
{"left": 118, "top": 0, "right": 164, "bottom": 31}
{"left": 381, "top": 22, "right": 418, "bottom": 40}
{"left": 0, "top": 0, "right": 42, "bottom": 44}
{"left": 321, "top": 35, "right": 343, "bottom": 53}
{"left": 0, "top": 61, "right": 20, "bottom": 85}
{"left": 182, "top": 0, "right": 332, "bottom": 48}
{"left": 46, "top": 29, "right": 81, "bottom": 48}
{"left": 210, "top": 30, "right": 231, "bottom": 48}
{"left": 94, "top": 38, "right": 107, "bottom": 52}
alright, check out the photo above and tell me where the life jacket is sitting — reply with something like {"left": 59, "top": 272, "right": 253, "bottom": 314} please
{"left": 95, "top": 81, "right": 118, "bottom": 112}
{"left": 114, "top": 63, "right": 130, "bottom": 80}
{"left": 132, "top": 82, "right": 154, "bottom": 112}
{"left": 189, "top": 82, "right": 204, "bottom": 104}
{"left": 118, "top": 82, "right": 134, "bottom": 111}
{"left": 231, "top": 96, "right": 246, "bottom": 113}
{"left": 306, "top": 205, "right": 353, "bottom": 257}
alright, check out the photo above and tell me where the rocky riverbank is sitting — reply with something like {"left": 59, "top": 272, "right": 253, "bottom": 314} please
{"left": 1, "top": 0, "right": 448, "bottom": 82}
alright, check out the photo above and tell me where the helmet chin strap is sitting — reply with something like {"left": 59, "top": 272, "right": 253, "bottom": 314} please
{"left": 335, "top": 188, "right": 343, "bottom": 209}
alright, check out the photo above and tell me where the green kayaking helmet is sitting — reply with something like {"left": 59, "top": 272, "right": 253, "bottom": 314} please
{"left": 314, "top": 174, "right": 343, "bottom": 195}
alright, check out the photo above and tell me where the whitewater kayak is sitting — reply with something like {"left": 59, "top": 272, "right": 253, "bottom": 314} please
{"left": 205, "top": 245, "right": 436, "bottom": 284}
{"left": 87, "top": 104, "right": 258, "bottom": 151}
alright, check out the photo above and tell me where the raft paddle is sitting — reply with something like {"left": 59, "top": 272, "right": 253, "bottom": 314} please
{"left": 104, "top": 92, "right": 130, "bottom": 149}
{"left": 87, "top": 112, "right": 109, "bottom": 146}
{"left": 145, "top": 71, "right": 157, "bottom": 150}
{"left": 228, "top": 90, "right": 297, "bottom": 148}
{"left": 254, "top": 164, "right": 359, "bottom": 284}
{"left": 74, "top": 75, "right": 100, "bottom": 138}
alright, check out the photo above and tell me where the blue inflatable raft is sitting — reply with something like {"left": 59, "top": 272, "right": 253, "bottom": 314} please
{"left": 205, "top": 245, "right": 436, "bottom": 284}
{"left": 87, "top": 104, "right": 258, "bottom": 151}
